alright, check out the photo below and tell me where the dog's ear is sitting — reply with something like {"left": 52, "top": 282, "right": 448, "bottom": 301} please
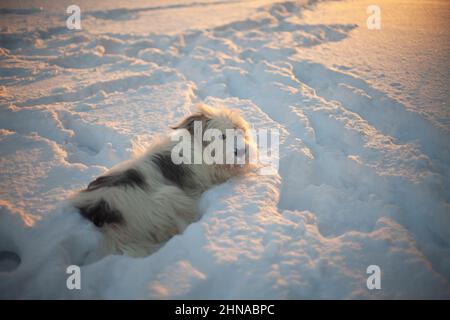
{"left": 170, "top": 112, "right": 209, "bottom": 133}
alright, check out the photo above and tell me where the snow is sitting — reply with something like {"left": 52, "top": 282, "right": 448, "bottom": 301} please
{"left": 1, "top": 0, "right": 449, "bottom": 299}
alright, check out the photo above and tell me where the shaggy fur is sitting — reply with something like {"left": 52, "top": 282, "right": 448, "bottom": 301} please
{"left": 70, "top": 104, "right": 254, "bottom": 257}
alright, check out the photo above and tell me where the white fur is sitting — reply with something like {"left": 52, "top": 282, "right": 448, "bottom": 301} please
{"left": 70, "top": 104, "right": 253, "bottom": 257}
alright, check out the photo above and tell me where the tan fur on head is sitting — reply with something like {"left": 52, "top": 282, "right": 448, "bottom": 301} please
{"left": 171, "top": 103, "right": 249, "bottom": 132}
{"left": 70, "top": 104, "right": 254, "bottom": 257}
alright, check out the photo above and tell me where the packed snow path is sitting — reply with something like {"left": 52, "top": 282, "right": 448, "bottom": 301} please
{"left": 0, "top": 0, "right": 449, "bottom": 298}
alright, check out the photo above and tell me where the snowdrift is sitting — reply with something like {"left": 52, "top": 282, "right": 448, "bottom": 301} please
{"left": 0, "top": 0, "right": 449, "bottom": 298}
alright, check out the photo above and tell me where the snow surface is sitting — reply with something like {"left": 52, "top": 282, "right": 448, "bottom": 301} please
{"left": 0, "top": 0, "right": 449, "bottom": 299}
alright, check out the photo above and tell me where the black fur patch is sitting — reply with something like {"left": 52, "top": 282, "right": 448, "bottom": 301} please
{"left": 85, "top": 168, "right": 147, "bottom": 191}
{"left": 78, "top": 199, "right": 124, "bottom": 228}
{"left": 152, "top": 153, "right": 189, "bottom": 188}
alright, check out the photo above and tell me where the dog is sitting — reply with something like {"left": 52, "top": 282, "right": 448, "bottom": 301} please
{"left": 70, "top": 104, "right": 255, "bottom": 257}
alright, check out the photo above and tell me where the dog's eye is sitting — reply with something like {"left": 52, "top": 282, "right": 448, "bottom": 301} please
{"left": 220, "top": 133, "right": 226, "bottom": 140}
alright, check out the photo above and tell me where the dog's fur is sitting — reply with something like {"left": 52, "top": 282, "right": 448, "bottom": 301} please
{"left": 70, "top": 104, "right": 254, "bottom": 257}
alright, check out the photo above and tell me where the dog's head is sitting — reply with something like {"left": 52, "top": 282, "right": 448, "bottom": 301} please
{"left": 171, "top": 104, "right": 256, "bottom": 176}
